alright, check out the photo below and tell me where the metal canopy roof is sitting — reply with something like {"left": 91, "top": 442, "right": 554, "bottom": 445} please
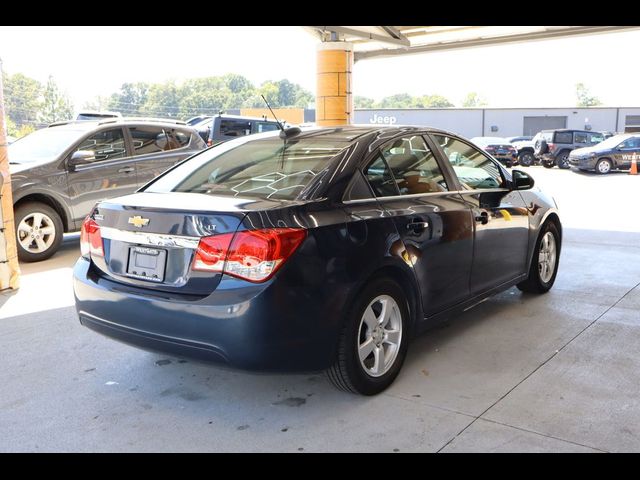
{"left": 306, "top": 26, "right": 640, "bottom": 61}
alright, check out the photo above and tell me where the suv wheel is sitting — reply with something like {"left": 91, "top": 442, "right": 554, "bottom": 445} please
{"left": 326, "top": 278, "right": 410, "bottom": 395}
{"left": 556, "top": 151, "right": 571, "bottom": 169}
{"left": 518, "top": 151, "right": 535, "bottom": 167}
{"left": 595, "top": 158, "right": 612, "bottom": 174}
{"left": 15, "top": 202, "right": 64, "bottom": 262}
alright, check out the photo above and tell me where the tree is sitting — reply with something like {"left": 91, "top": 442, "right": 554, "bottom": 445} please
{"left": 82, "top": 95, "right": 110, "bottom": 111}
{"left": 2, "top": 72, "right": 43, "bottom": 128}
{"left": 107, "top": 82, "right": 150, "bottom": 116}
{"left": 576, "top": 82, "right": 602, "bottom": 107}
{"left": 462, "top": 92, "right": 487, "bottom": 107}
{"left": 39, "top": 75, "right": 74, "bottom": 124}
{"left": 379, "top": 93, "right": 414, "bottom": 108}
{"left": 141, "top": 81, "right": 180, "bottom": 118}
{"left": 354, "top": 96, "right": 375, "bottom": 108}
{"left": 412, "top": 94, "right": 454, "bottom": 108}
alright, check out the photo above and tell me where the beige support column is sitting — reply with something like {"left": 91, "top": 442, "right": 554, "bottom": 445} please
{"left": 0, "top": 59, "right": 20, "bottom": 290}
{"left": 316, "top": 41, "right": 353, "bottom": 126}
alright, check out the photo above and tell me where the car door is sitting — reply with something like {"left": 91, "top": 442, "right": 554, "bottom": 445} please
{"left": 128, "top": 126, "right": 193, "bottom": 187}
{"left": 430, "top": 133, "right": 530, "bottom": 294}
{"left": 66, "top": 127, "right": 137, "bottom": 227}
{"left": 362, "top": 134, "right": 474, "bottom": 316}
{"left": 614, "top": 136, "right": 640, "bottom": 169}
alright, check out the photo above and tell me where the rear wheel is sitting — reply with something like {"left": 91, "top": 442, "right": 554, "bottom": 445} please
{"left": 595, "top": 158, "right": 612, "bottom": 174}
{"left": 542, "top": 160, "right": 554, "bottom": 169}
{"left": 517, "top": 221, "right": 560, "bottom": 294}
{"left": 326, "top": 278, "right": 410, "bottom": 395}
{"left": 518, "top": 151, "right": 535, "bottom": 167}
{"left": 556, "top": 151, "right": 571, "bottom": 169}
{"left": 14, "top": 202, "right": 64, "bottom": 262}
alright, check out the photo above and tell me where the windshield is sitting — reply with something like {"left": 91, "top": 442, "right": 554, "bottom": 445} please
{"left": 8, "top": 128, "right": 87, "bottom": 164}
{"left": 146, "top": 134, "right": 349, "bottom": 200}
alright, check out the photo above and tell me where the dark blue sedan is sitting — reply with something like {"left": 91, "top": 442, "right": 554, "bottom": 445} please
{"left": 73, "top": 126, "right": 562, "bottom": 395}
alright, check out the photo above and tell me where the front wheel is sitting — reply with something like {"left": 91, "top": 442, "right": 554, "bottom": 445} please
{"left": 14, "top": 202, "right": 64, "bottom": 262}
{"left": 326, "top": 278, "right": 410, "bottom": 395}
{"left": 595, "top": 158, "right": 612, "bottom": 175}
{"left": 517, "top": 221, "right": 560, "bottom": 294}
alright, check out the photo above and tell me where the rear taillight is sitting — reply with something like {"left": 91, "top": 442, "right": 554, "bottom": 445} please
{"left": 548, "top": 143, "right": 556, "bottom": 152}
{"left": 192, "top": 228, "right": 307, "bottom": 283}
{"left": 80, "top": 217, "right": 104, "bottom": 259}
{"left": 207, "top": 139, "right": 213, "bottom": 147}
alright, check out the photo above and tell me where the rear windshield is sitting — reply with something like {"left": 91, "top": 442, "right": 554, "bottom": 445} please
{"left": 145, "top": 135, "right": 348, "bottom": 200}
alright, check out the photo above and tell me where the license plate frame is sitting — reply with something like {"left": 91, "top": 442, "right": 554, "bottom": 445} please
{"left": 126, "top": 246, "right": 167, "bottom": 282}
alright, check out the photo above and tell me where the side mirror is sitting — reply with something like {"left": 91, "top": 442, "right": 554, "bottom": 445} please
{"left": 68, "top": 150, "right": 95, "bottom": 170}
{"left": 512, "top": 169, "right": 535, "bottom": 190}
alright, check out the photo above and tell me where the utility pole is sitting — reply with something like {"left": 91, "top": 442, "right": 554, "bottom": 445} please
{"left": 0, "top": 58, "right": 21, "bottom": 290}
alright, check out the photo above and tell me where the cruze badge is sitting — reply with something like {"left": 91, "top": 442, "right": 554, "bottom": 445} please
{"left": 128, "top": 216, "right": 150, "bottom": 228}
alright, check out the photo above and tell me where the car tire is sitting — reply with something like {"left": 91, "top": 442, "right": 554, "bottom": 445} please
{"left": 518, "top": 151, "right": 535, "bottom": 167}
{"left": 595, "top": 158, "right": 612, "bottom": 175}
{"left": 326, "top": 277, "right": 410, "bottom": 395}
{"left": 556, "top": 151, "right": 571, "bottom": 169}
{"left": 517, "top": 221, "right": 560, "bottom": 294}
{"left": 542, "top": 161, "right": 554, "bottom": 169}
{"left": 14, "top": 202, "right": 64, "bottom": 262}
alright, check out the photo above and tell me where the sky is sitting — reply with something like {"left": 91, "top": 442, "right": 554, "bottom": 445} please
{"left": 1, "top": 26, "right": 640, "bottom": 110}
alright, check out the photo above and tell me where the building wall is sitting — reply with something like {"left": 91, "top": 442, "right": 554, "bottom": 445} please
{"left": 353, "top": 107, "right": 640, "bottom": 138}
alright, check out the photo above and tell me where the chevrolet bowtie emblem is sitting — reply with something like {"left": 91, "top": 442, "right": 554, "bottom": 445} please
{"left": 128, "top": 216, "right": 150, "bottom": 228}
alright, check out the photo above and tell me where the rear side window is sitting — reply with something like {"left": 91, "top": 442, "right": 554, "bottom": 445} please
{"left": 130, "top": 126, "right": 189, "bottom": 155}
{"left": 554, "top": 132, "right": 573, "bottom": 143}
{"left": 257, "top": 122, "right": 280, "bottom": 133}
{"left": 219, "top": 119, "right": 251, "bottom": 137}
{"left": 146, "top": 137, "right": 348, "bottom": 200}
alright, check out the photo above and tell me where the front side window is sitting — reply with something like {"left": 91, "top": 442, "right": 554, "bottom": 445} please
{"left": 432, "top": 134, "right": 506, "bottom": 190}
{"left": 219, "top": 119, "right": 251, "bottom": 137}
{"left": 76, "top": 128, "right": 126, "bottom": 162}
{"left": 620, "top": 137, "right": 640, "bottom": 149}
{"left": 257, "top": 122, "right": 280, "bottom": 133}
{"left": 146, "top": 136, "right": 348, "bottom": 200}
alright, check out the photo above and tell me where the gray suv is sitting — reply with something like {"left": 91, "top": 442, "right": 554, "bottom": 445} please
{"left": 9, "top": 118, "right": 206, "bottom": 261}
{"left": 533, "top": 129, "right": 605, "bottom": 169}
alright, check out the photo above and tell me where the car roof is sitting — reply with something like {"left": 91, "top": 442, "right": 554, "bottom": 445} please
{"left": 215, "top": 114, "right": 282, "bottom": 122}
{"left": 48, "top": 118, "right": 195, "bottom": 130}
{"left": 540, "top": 128, "right": 593, "bottom": 134}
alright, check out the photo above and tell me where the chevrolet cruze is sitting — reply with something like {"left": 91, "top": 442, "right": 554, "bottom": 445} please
{"left": 73, "top": 126, "right": 562, "bottom": 395}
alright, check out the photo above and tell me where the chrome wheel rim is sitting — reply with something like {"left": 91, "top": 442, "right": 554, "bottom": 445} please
{"left": 597, "top": 160, "right": 610, "bottom": 173}
{"left": 17, "top": 212, "right": 56, "bottom": 254}
{"left": 538, "top": 232, "right": 557, "bottom": 284}
{"left": 357, "top": 295, "right": 402, "bottom": 378}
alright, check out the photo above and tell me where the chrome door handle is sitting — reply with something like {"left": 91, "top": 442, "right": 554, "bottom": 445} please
{"left": 407, "top": 221, "right": 429, "bottom": 231}
{"left": 118, "top": 166, "right": 134, "bottom": 174}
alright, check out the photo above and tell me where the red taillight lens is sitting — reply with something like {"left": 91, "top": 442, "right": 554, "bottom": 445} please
{"left": 548, "top": 143, "right": 556, "bottom": 152}
{"left": 207, "top": 139, "right": 213, "bottom": 147}
{"left": 192, "top": 233, "right": 234, "bottom": 272}
{"left": 80, "top": 217, "right": 104, "bottom": 258}
{"left": 192, "top": 228, "right": 306, "bottom": 283}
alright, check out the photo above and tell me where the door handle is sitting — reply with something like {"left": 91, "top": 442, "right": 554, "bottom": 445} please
{"left": 407, "top": 220, "right": 430, "bottom": 231}
{"left": 118, "top": 166, "right": 134, "bottom": 174}
{"left": 475, "top": 211, "right": 489, "bottom": 225}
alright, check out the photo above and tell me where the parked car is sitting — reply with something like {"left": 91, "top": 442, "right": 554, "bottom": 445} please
{"left": 9, "top": 118, "right": 206, "bottom": 262}
{"left": 569, "top": 133, "right": 640, "bottom": 174}
{"left": 185, "top": 115, "right": 212, "bottom": 126}
{"left": 470, "top": 136, "right": 518, "bottom": 167}
{"left": 533, "top": 129, "right": 605, "bottom": 169}
{"left": 75, "top": 111, "right": 122, "bottom": 121}
{"left": 73, "top": 125, "right": 562, "bottom": 395}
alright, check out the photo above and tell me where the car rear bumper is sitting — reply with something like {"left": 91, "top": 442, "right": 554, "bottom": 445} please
{"left": 73, "top": 258, "right": 340, "bottom": 372}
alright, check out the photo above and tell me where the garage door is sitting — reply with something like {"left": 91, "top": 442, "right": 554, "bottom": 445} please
{"left": 625, "top": 115, "right": 640, "bottom": 133}
{"left": 523, "top": 116, "right": 567, "bottom": 136}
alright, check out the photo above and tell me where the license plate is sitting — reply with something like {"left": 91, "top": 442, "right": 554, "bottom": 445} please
{"left": 126, "top": 246, "right": 167, "bottom": 282}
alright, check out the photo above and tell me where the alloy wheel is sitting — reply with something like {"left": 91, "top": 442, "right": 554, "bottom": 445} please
{"left": 538, "top": 231, "right": 557, "bottom": 283}
{"left": 17, "top": 212, "right": 56, "bottom": 254}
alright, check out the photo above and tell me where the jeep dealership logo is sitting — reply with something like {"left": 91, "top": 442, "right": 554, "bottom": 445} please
{"left": 369, "top": 114, "right": 397, "bottom": 125}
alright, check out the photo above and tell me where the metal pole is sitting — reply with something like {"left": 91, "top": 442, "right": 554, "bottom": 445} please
{"left": 0, "top": 58, "right": 21, "bottom": 290}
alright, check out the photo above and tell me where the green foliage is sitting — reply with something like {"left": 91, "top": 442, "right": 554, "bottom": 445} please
{"left": 376, "top": 93, "right": 454, "bottom": 108}
{"left": 39, "top": 75, "right": 74, "bottom": 124}
{"left": 576, "top": 82, "right": 602, "bottom": 107}
{"left": 412, "top": 94, "right": 454, "bottom": 108}
{"left": 106, "top": 82, "right": 150, "bottom": 116}
{"left": 462, "top": 92, "right": 487, "bottom": 107}
{"left": 3, "top": 72, "right": 43, "bottom": 127}
{"left": 141, "top": 81, "right": 180, "bottom": 118}
{"left": 354, "top": 96, "right": 375, "bottom": 108}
